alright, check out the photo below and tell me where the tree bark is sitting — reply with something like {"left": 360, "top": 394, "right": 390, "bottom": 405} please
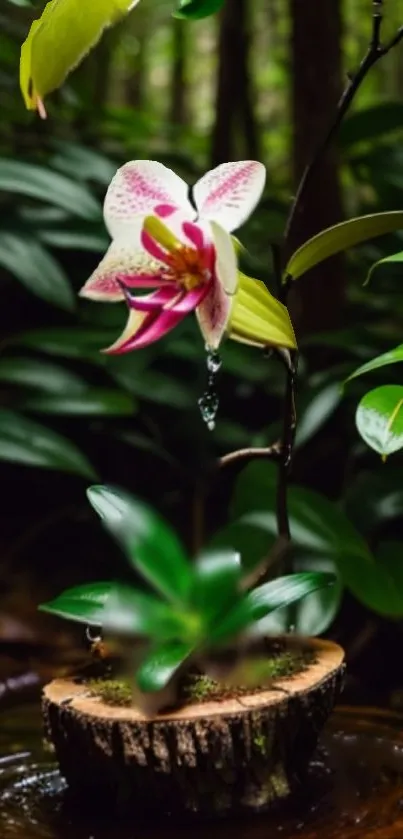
{"left": 43, "top": 639, "right": 344, "bottom": 816}
{"left": 287, "top": 0, "right": 344, "bottom": 334}
{"left": 211, "top": 0, "right": 260, "bottom": 165}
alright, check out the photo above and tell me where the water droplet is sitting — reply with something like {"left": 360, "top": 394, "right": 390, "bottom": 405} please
{"left": 207, "top": 351, "right": 222, "bottom": 374}
{"left": 198, "top": 349, "right": 221, "bottom": 430}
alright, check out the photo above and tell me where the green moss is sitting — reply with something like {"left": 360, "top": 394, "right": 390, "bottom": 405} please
{"left": 88, "top": 679, "right": 132, "bottom": 707}
{"left": 253, "top": 733, "right": 267, "bottom": 755}
{"left": 184, "top": 674, "right": 219, "bottom": 702}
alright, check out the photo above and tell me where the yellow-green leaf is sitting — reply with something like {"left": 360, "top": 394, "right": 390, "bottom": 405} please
{"left": 229, "top": 272, "right": 297, "bottom": 350}
{"left": 285, "top": 212, "right": 403, "bottom": 281}
{"left": 20, "top": 0, "right": 139, "bottom": 115}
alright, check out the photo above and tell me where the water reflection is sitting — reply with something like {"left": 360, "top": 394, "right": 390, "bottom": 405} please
{"left": 1, "top": 703, "right": 403, "bottom": 839}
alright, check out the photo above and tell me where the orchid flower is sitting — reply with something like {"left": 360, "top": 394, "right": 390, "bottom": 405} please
{"left": 80, "top": 160, "right": 296, "bottom": 352}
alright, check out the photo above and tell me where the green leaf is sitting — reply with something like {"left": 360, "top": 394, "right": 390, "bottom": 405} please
{"left": 212, "top": 573, "right": 334, "bottom": 643}
{"left": 16, "top": 327, "right": 115, "bottom": 362}
{"left": 0, "top": 232, "right": 74, "bottom": 311}
{"left": 174, "top": 0, "right": 225, "bottom": 19}
{"left": 20, "top": 0, "right": 138, "bottom": 112}
{"left": 21, "top": 388, "right": 136, "bottom": 416}
{"left": 285, "top": 212, "right": 403, "bottom": 280}
{"left": 252, "top": 557, "right": 342, "bottom": 637}
{"left": 87, "top": 485, "right": 192, "bottom": 605}
{"left": 366, "top": 250, "right": 403, "bottom": 286}
{"left": 232, "top": 461, "right": 372, "bottom": 570}
{"left": 340, "top": 103, "right": 403, "bottom": 148}
{"left": 192, "top": 549, "right": 241, "bottom": 624}
{"left": 0, "top": 160, "right": 100, "bottom": 220}
{"left": 101, "top": 584, "right": 190, "bottom": 640}
{"left": 0, "top": 357, "right": 86, "bottom": 395}
{"left": 39, "top": 581, "right": 113, "bottom": 625}
{"left": 354, "top": 542, "right": 403, "bottom": 617}
{"left": 356, "top": 385, "right": 403, "bottom": 458}
{"left": 295, "top": 382, "right": 341, "bottom": 448}
{"left": 346, "top": 345, "right": 403, "bottom": 384}
{"left": 136, "top": 641, "right": 193, "bottom": 693}
{"left": 0, "top": 409, "right": 96, "bottom": 478}
{"left": 345, "top": 469, "right": 403, "bottom": 534}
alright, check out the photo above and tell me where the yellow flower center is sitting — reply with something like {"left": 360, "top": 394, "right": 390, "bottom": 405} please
{"left": 165, "top": 246, "right": 207, "bottom": 291}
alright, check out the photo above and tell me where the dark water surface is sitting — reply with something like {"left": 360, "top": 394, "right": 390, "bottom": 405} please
{"left": 1, "top": 699, "right": 403, "bottom": 839}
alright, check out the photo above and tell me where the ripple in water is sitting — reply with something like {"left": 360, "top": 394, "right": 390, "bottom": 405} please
{"left": 2, "top": 704, "right": 403, "bottom": 838}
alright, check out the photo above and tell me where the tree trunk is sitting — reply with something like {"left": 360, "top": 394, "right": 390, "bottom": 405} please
{"left": 287, "top": 0, "right": 344, "bottom": 334}
{"left": 211, "top": 0, "right": 259, "bottom": 165}
{"left": 168, "top": 18, "right": 189, "bottom": 128}
{"left": 43, "top": 639, "right": 344, "bottom": 816}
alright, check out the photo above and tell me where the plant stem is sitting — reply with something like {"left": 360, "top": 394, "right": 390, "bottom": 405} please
{"left": 276, "top": 354, "right": 297, "bottom": 545}
{"left": 283, "top": 1, "right": 403, "bottom": 254}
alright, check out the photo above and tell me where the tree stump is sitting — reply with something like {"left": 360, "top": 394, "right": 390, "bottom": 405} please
{"left": 42, "top": 638, "right": 344, "bottom": 817}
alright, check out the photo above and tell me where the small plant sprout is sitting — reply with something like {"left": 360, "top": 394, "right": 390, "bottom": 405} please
{"left": 39, "top": 485, "right": 334, "bottom": 709}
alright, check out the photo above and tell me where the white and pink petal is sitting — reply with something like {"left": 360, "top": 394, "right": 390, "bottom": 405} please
{"left": 79, "top": 237, "right": 164, "bottom": 302}
{"left": 210, "top": 221, "right": 239, "bottom": 296}
{"left": 193, "top": 161, "right": 266, "bottom": 233}
{"left": 196, "top": 278, "right": 232, "bottom": 350}
{"left": 104, "top": 160, "right": 195, "bottom": 239}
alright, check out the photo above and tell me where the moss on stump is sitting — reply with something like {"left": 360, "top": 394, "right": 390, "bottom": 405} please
{"left": 42, "top": 638, "right": 344, "bottom": 817}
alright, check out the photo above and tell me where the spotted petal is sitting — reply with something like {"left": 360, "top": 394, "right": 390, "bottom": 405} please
{"left": 79, "top": 231, "right": 164, "bottom": 302}
{"left": 104, "top": 161, "right": 195, "bottom": 239}
{"left": 193, "top": 161, "right": 266, "bottom": 233}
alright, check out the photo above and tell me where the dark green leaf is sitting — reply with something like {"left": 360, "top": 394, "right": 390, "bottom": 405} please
{"left": 39, "top": 582, "right": 114, "bottom": 625}
{"left": 346, "top": 345, "right": 403, "bottom": 384}
{"left": 16, "top": 327, "right": 115, "bottom": 362}
{"left": 87, "top": 485, "right": 192, "bottom": 605}
{"left": 136, "top": 641, "right": 193, "bottom": 693}
{"left": 0, "top": 232, "right": 74, "bottom": 310}
{"left": 0, "top": 357, "right": 86, "bottom": 395}
{"left": 356, "top": 385, "right": 403, "bottom": 458}
{"left": 21, "top": 388, "right": 136, "bottom": 416}
{"left": 295, "top": 382, "right": 341, "bottom": 448}
{"left": 0, "top": 160, "right": 101, "bottom": 220}
{"left": 212, "top": 573, "right": 334, "bottom": 642}
{"left": 192, "top": 549, "right": 241, "bottom": 624}
{"left": 366, "top": 251, "right": 403, "bottom": 286}
{"left": 0, "top": 409, "right": 96, "bottom": 478}
{"left": 174, "top": 0, "right": 225, "bottom": 20}
{"left": 340, "top": 103, "right": 403, "bottom": 148}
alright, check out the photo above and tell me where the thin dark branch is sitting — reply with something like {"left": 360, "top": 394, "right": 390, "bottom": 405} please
{"left": 219, "top": 442, "right": 282, "bottom": 469}
{"left": 283, "top": 2, "right": 403, "bottom": 257}
{"left": 276, "top": 354, "right": 297, "bottom": 545}
{"left": 270, "top": 242, "right": 283, "bottom": 297}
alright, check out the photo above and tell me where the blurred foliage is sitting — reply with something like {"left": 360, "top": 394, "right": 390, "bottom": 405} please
{"left": 1, "top": 0, "right": 403, "bottom": 664}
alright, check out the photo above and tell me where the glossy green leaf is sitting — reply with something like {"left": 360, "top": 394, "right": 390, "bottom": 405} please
{"left": 39, "top": 581, "right": 113, "bottom": 625}
{"left": 346, "top": 345, "right": 403, "bottom": 384}
{"left": 192, "top": 549, "right": 241, "bottom": 623}
{"left": 211, "top": 573, "right": 334, "bottom": 642}
{"left": 285, "top": 212, "right": 403, "bottom": 281}
{"left": 0, "top": 409, "right": 96, "bottom": 478}
{"left": 0, "top": 160, "right": 100, "bottom": 220}
{"left": 20, "top": 0, "right": 139, "bottom": 113}
{"left": 136, "top": 641, "right": 193, "bottom": 693}
{"left": 21, "top": 388, "right": 136, "bottom": 416}
{"left": 0, "top": 357, "right": 86, "bottom": 395}
{"left": 251, "top": 557, "right": 342, "bottom": 637}
{"left": 356, "top": 385, "right": 403, "bottom": 458}
{"left": 174, "top": 0, "right": 225, "bottom": 19}
{"left": 87, "top": 486, "right": 192, "bottom": 605}
{"left": 0, "top": 233, "right": 74, "bottom": 311}
{"left": 101, "top": 584, "right": 190, "bottom": 640}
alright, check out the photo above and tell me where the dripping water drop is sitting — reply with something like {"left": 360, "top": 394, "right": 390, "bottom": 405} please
{"left": 198, "top": 349, "right": 221, "bottom": 430}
